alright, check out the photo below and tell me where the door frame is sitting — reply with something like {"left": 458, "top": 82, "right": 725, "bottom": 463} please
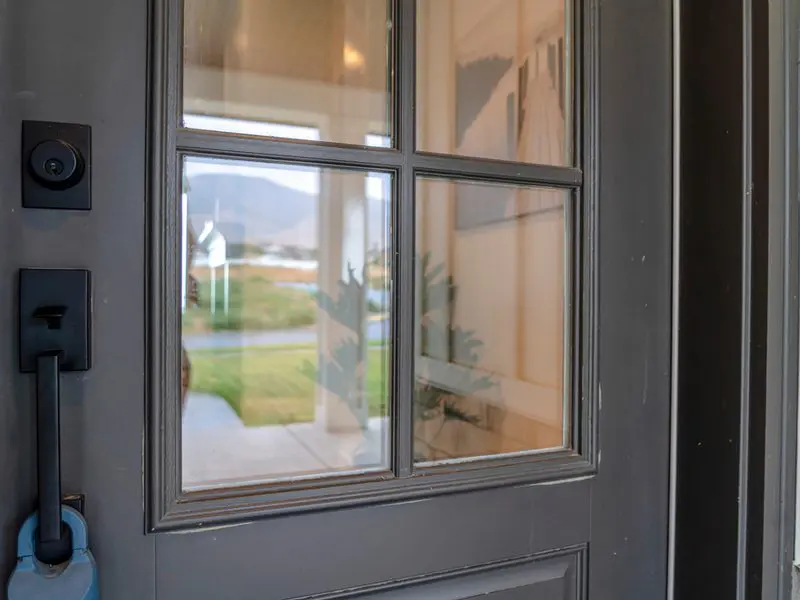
{"left": 760, "top": 0, "right": 800, "bottom": 597}
{"left": 675, "top": 0, "right": 800, "bottom": 598}
{"left": 675, "top": 0, "right": 753, "bottom": 594}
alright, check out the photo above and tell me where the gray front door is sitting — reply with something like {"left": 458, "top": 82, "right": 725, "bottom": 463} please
{"left": 0, "top": 0, "right": 672, "bottom": 598}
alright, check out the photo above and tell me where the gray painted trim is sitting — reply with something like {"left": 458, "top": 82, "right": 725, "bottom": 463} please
{"left": 667, "top": 0, "right": 681, "bottom": 595}
{"left": 762, "top": 0, "right": 800, "bottom": 596}
{"left": 146, "top": 0, "right": 183, "bottom": 531}
{"left": 737, "top": 1, "right": 754, "bottom": 597}
{"left": 576, "top": 0, "right": 599, "bottom": 469}
{"left": 147, "top": 0, "right": 599, "bottom": 531}
{"left": 157, "top": 455, "right": 594, "bottom": 530}
{"left": 588, "top": 0, "right": 672, "bottom": 592}
{"left": 289, "top": 544, "right": 587, "bottom": 600}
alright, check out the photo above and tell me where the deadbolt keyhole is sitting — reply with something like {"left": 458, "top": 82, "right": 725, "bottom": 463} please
{"left": 28, "top": 140, "right": 84, "bottom": 190}
{"left": 44, "top": 159, "right": 64, "bottom": 177}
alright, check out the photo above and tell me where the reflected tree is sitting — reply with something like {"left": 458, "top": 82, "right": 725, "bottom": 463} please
{"left": 301, "top": 265, "right": 369, "bottom": 419}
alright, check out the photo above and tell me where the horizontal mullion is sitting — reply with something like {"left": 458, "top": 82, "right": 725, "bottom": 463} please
{"left": 412, "top": 152, "right": 583, "bottom": 188}
{"left": 177, "top": 129, "right": 405, "bottom": 171}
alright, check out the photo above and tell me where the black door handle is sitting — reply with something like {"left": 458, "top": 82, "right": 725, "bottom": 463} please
{"left": 34, "top": 351, "right": 70, "bottom": 565}
{"left": 18, "top": 269, "right": 92, "bottom": 565}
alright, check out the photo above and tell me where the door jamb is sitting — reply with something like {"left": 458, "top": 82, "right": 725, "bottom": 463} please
{"left": 760, "top": 0, "right": 800, "bottom": 596}
{"left": 673, "top": 0, "right": 766, "bottom": 597}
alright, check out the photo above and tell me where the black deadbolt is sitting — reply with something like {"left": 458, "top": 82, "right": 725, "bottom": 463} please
{"left": 21, "top": 121, "right": 91, "bottom": 210}
{"left": 29, "top": 139, "right": 84, "bottom": 189}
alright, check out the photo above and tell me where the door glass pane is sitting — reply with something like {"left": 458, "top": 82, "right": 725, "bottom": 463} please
{"left": 415, "top": 177, "right": 568, "bottom": 464}
{"left": 183, "top": 0, "right": 392, "bottom": 145}
{"left": 416, "top": 0, "right": 571, "bottom": 166}
{"left": 180, "top": 155, "right": 391, "bottom": 490}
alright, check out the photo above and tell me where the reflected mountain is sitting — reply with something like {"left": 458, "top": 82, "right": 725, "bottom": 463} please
{"left": 187, "top": 173, "right": 389, "bottom": 249}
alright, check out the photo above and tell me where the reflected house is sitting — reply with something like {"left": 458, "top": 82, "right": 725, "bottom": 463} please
{"left": 195, "top": 220, "right": 231, "bottom": 315}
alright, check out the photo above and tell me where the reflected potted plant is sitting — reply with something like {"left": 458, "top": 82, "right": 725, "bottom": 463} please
{"left": 413, "top": 252, "right": 496, "bottom": 460}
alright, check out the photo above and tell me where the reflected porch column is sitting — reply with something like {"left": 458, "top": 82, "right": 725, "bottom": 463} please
{"left": 316, "top": 168, "right": 370, "bottom": 433}
{"left": 315, "top": 14, "right": 373, "bottom": 432}
{"left": 416, "top": 0, "right": 455, "bottom": 362}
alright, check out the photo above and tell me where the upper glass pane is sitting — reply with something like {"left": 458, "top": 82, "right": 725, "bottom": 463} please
{"left": 180, "top": 154, "right": 391, "bottom": 490}
{"left": 183, "top": 0, "right": 392, "bottom": 145}
{"left": 416, "top": 0, "right": 571, "bottom": 166}
{"left": 414, "top": 177, "right": 568, "bottom": 464}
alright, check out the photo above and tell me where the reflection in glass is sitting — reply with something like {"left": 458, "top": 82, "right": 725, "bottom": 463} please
{"left": 180, "top": 154, "right": 391, "bottom": 490}
{"left": 415, "top": 178, "right": 567, "bottom": 463}
{"left": 416, "top": 0, "right": 570, "bottom": 165}
{"left": 183, "top": 0, "right": 391, "bottom": 145}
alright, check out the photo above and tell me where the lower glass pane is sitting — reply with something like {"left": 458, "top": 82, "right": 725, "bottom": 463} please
{"left": 180, "top": 156, "right": 391, "bottom": 490}
{"left": 415, "top": 177, "right": 568, "bottom": 463}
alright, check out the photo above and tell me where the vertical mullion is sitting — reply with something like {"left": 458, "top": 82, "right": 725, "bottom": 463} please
{"left": 391, "top": 0, "right": 416, "bottom": 477}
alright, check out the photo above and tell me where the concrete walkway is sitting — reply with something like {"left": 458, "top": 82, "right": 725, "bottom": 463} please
{"left": 182, "top": 392, "right": 388, "bottom": 490}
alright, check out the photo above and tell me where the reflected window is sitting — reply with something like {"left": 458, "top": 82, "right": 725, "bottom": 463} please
{"left": 180, "top": 155, "right": 392, "bottom": 490}
{"left": 183, "top": 0, "right": 392, "bottom": 145}
{"left": 365, "top": 134, "right": 391, "bottom": 213}
{"left": 183, "top": 115, "right": 321, "bottom": 141}
{"left": 415, "top": 177, "right": 568, "bottom": 463}
{"left": 416, "top": 0, "right": 570, "bottom": 166}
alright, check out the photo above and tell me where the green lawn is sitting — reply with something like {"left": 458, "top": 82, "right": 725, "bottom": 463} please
{"left": 183, "top": 268, "right": 386, "bottom": 333}
{"left": 182, "top": 273, "right": 317, "bottom": 333}
{"left": 189, "top": 345, "right": 388, "bottom": 427}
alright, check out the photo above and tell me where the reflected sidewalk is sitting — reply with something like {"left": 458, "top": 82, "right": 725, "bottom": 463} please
{"left": 183, "top": 318, "right": 387, "bottom": 350}
{"left": 182, "top": 392, "right": 387, "bottom": 490}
